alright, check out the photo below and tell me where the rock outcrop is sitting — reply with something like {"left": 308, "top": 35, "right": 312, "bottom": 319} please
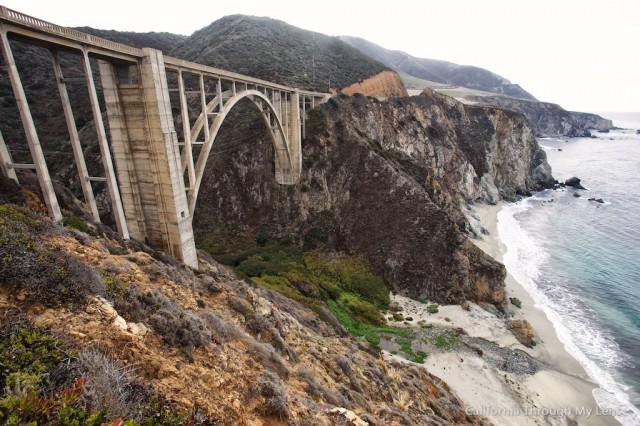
{"left": 340, "top": 70, "right": 408, "bottom": 98}
{"left": 193, "top": 89, "right": 554, "bottom": 306}
{"left": 465, "top": 95, "right": 613, "bottom": 137}
{"left": 507, "top": 319, "right": 535, "bottom": 347}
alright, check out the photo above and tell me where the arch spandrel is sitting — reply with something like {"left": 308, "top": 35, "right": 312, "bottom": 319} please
{"left": 187, "top": 90, "right": 295, "bottom": 216}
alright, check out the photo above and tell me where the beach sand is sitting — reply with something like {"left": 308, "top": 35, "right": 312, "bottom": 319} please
{"left": 383, "top": 203, "right": 620, "bottom": 425}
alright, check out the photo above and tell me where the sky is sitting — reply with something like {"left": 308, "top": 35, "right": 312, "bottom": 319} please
{"left": 2, "top": 0, "right": 639, "bottom": 113}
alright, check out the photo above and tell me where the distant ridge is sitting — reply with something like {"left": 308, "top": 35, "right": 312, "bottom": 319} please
{"left": 169, "top": 15, "right": 391, "bottom": 92}
{"left": 340, "top": 35, "right": 537, "bottom": 101}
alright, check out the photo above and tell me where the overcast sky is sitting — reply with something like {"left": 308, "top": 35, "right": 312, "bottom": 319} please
{"left": 3, "top": 0, "right": 638, "bottom": 113}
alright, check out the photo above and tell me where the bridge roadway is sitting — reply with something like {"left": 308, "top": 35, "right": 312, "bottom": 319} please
{"left": 0, "top": 6, "right": 330, "bottom": 268}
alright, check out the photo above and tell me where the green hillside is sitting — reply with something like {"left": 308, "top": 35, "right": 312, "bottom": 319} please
{"left": 170, "top": 15, "right": 390, "bottom": 91}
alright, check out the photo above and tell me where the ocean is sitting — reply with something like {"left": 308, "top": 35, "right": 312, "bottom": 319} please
{"left": 497, "top": 112, "right": 640, "bottom": 426}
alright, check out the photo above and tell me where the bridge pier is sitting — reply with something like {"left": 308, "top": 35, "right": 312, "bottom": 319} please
{"left": 100, "top": 49, "right": 197, "bottom": 268}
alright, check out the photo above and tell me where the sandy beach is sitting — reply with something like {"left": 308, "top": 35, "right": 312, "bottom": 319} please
{"left": 383, "top": 203, "right": 620, "bottom": 425}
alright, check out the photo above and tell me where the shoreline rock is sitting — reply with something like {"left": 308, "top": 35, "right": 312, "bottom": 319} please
{"left": 564, "top": 177, "right": 586, "bottom": 190}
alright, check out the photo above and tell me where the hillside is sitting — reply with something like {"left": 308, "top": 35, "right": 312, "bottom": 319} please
{"left": 0, "top": 175, "right": 491, "bottom": 424}
{"left": 75, "top": 27, "right": 186, "bottom": 53}
{"left": 340, "top": 36, "right": 536, "bottom": 101}
{"left": 170, "top": 15, "right": 392, "bottom": 92}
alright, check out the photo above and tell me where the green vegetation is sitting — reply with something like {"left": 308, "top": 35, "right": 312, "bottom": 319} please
{"left": 62, "top": 215, "right": 89, "bottom": 233}
{"left": 434, "top": 330, "right": 461, "bottom": 351}
{"left": 0, "top": 320, "right": 198, "bottom": 425}
{"left": 220, "top": 245, "right": 438, "bottom": 361}
{"left": 427, "top": 304, "right": 439, "bottom": 314}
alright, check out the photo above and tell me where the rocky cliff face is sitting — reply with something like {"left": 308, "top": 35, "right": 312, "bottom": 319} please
{"left": 193, "top": 89, "right": 553, "bottom": 306}
{"left": 465, "top": 95, "right": 613, "bottom": 137}
{"left": 340, "top": 71, "right": 408, "bottom": 97}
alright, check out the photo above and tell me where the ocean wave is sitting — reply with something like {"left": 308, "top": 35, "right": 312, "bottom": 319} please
{"left": 498, "top": 199, "right": 640, "bottom": 425}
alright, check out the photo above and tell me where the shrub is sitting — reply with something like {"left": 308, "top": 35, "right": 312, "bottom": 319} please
{"left": 295, "top": 366, "right": 348, "bottom": 407}
{"left": 303, "top": 227, "right": 327, "bottom": 250}
{"left": 77, "top": 348, "right": 140, "bottom": 419}
{"left": 62, "top": 215, "right": 89, "bottom": 233}
{"left": 0, "top": 320, "right": 70, "bottom": 390}
{"left": 337, "top": 293, "right": 386, "bottom": 326}
{"left": 255, "top": 234, "right": 268, "bottom": 246}
{"left": 149, "top": 308, "right": 212, "bottom": 356}
{"left": 427, "top": 304, "right": 439, "bottom": 314}
{"left": 434, "top": 331, "right": 461, "bottom": 350}
{"left": 304, "top": 109, "right": 328, "bottom": 143}
{"left": 255, "top": 370, "right": 289, "bottom": 420}
{"left": 0, "top": 205, "right": 105, "bottom": 306}
{"left": 227, "top": 294, "right": 254, "bottom": 318}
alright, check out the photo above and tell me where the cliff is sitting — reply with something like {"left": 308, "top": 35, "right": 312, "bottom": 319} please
{"left": 193, "top": 89, "right": 553, "bottom": 305}
{"left": 465, "top": 95, "right": 613, "bottom": 137}
{"left": 340, "top": 71, "right": 408, "bottom": 97}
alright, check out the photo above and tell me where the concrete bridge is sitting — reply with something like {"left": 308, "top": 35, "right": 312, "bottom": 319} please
{"left": 0, "top": 6, "right": 330, "bottom": 268}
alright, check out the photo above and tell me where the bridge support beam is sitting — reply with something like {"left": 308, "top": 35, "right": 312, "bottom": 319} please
{"left": 100, "top": 49, "right": 197, "bottom": 268}
{"left": 0, "top": 27, "right": 62, "bottom": 221}
{"left": 287, "top": 91, "right": 302, "bottom": 179}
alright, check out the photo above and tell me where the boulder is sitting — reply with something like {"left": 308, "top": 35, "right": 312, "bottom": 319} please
{"left": 588, "top": 198, "right": 604, "bottom": 204}
{"left": 507, "top": 319, "right": 534, "bottom": 347}
{"left": 564, "top": 177, "right": 586, "bottom": 190}
{"left": 326, "top": 407, "right": 369, "bottom": 426}
{"left": 573, "top": 192, "right": 581, "bottom": 198}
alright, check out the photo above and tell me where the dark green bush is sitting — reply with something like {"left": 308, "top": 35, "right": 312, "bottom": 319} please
{"left": 62, "top": 215, "right": 89, "bottom": 233}
{"left": 303, "top": 227, "right": 327, "bottom": 250}
{"left": 0, "top": 321, "right": 70, "bottom": 391}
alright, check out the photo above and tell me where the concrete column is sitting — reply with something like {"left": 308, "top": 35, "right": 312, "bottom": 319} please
{"left": 138, "top": 48, "right": 197, "bottom": 268}
{"left": 0, "top": 27, "right": 62, "bottom": 221}
{"left": 99, "top": 50, "right": 197, "bottom": 268}
{"left": 98, "top": 60, "right": 146, "bottom": 240}
{"left": 51, "top": 51, "right": 100, "bottom": 222}
{"left": 287, "top": 90, "right": 302, "bottom": 180}
{"left": 177, "top": 70, "right": 195, "bottom": 191}
{"left": 0, "top": 130, "right": 18, "bottom": 182}
{"left": 82, "top": 49, "right": 129, "bottom": 239}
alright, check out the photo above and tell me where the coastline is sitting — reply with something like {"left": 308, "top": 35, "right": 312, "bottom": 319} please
{"left": 384, "top": 202, "right": 620, "bottom": 426}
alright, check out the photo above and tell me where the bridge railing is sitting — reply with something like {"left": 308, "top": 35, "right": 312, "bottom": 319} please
{"left": 0, "top": 5, "right": 142, "bottom": 57}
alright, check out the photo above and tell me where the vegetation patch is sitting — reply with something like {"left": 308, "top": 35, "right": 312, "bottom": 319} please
{"left": 0, "top": 205, "right": 106, "bottom": 307}
{"left": 0, "top": 318, "right": 198, "bottom": 425}
{"left": 62, "top": 215, "right": 89, "bottom": 233}
{"left": 427, "top": 304, "right": 439, "bottom": 314}
{"left": 434, "top": 330, "right": 461, "bottom": 351}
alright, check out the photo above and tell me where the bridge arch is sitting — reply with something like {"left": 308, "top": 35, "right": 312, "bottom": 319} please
{"left": 186, "top": 89, "right": 298, "bottom": 215}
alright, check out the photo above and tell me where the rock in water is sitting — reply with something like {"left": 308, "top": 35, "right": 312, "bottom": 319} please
{"left": 564, "top": 177, "right": 586, "bottom": 190}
